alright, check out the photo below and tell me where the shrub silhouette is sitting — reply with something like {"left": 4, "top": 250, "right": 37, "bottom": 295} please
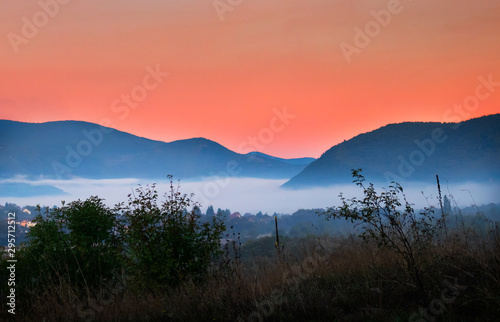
{"left": 117, "top": 176, "right": 226, "bottom": 288}
{"left": 322, "top": 169, "right": 443, "bottom": 304}
{"left": 18, "top": 196, "right": 122, "bottom": 293}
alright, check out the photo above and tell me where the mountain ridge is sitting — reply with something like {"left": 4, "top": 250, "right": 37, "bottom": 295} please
{"left": 282, "top": 114, "right": 500, "bottom": 188}
{"left": 0, "top": 120, "right": 313, "bottom": 181}
{"left": 2, "top": 115, "right": 499, "bottom": 189}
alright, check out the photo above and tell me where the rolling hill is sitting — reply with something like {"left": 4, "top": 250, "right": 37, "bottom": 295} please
{"left": 282, "top": 114, "right": 500, "bottom": 189}
{"left": 0, "top": 120, "right": 313, "bottom": 181}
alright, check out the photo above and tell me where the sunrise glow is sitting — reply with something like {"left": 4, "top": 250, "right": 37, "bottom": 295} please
{"left": 1, "top": 0, "right": 499, "bottom": 158}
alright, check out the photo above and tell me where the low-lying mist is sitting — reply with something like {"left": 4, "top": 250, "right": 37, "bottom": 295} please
{"left": 1, "top": 176, "right": 499, "bottom": 214}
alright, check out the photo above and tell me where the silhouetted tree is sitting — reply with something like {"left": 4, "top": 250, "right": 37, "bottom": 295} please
{"left": 206, "top": 205, "right": 215, "bottom": 217}
{"left": 443, "top": 195, "right": 452, "bottom": 215}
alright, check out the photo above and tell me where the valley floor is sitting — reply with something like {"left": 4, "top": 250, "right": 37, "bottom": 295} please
{"left": 3, "top": 227, "right": 499, "bottom": 321}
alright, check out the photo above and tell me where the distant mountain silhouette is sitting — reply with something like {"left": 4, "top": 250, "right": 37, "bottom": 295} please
{"left": 282, "top": 114, "right": 500, "bottom": 189}
{"left": 246, "top": 152, "right": 315, "bottom": 166}
{"left": 0, "top": 182, "right": 66, "bottom": 197}
{"left": 0, "top": 120, "right": 314, "bottom": 180}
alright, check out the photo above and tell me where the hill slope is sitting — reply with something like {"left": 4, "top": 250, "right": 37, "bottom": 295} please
{"left": 246, "top": 152, "right": 315, "bottom": 166}
{"left": 282, "top": 114, "right": 500, "bottom": 188}
{"left": 0, "top": 120, "right": 313, "bottom": 180}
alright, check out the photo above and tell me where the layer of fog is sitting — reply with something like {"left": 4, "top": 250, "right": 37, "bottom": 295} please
{"left": 1, "top": 176, "right": 499, "bottom": 215}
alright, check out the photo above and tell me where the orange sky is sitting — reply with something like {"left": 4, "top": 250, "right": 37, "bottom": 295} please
{"left": 1, "top": 0, "right": 499, "bottom": 158}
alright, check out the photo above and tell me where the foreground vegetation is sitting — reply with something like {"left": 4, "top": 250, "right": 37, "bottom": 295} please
{"left": 1, "top": 173, "right": 499, "bottom": 321}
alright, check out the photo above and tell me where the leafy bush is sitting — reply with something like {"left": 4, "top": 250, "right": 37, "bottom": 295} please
{"left": 322, "top": 169, "right": 443, "bottom": 304}
{"left": 18, "top": 196, "right": 122, "bottom": 292}
{"left": 117, "top": 176, "right": 226, "bottom": 288}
